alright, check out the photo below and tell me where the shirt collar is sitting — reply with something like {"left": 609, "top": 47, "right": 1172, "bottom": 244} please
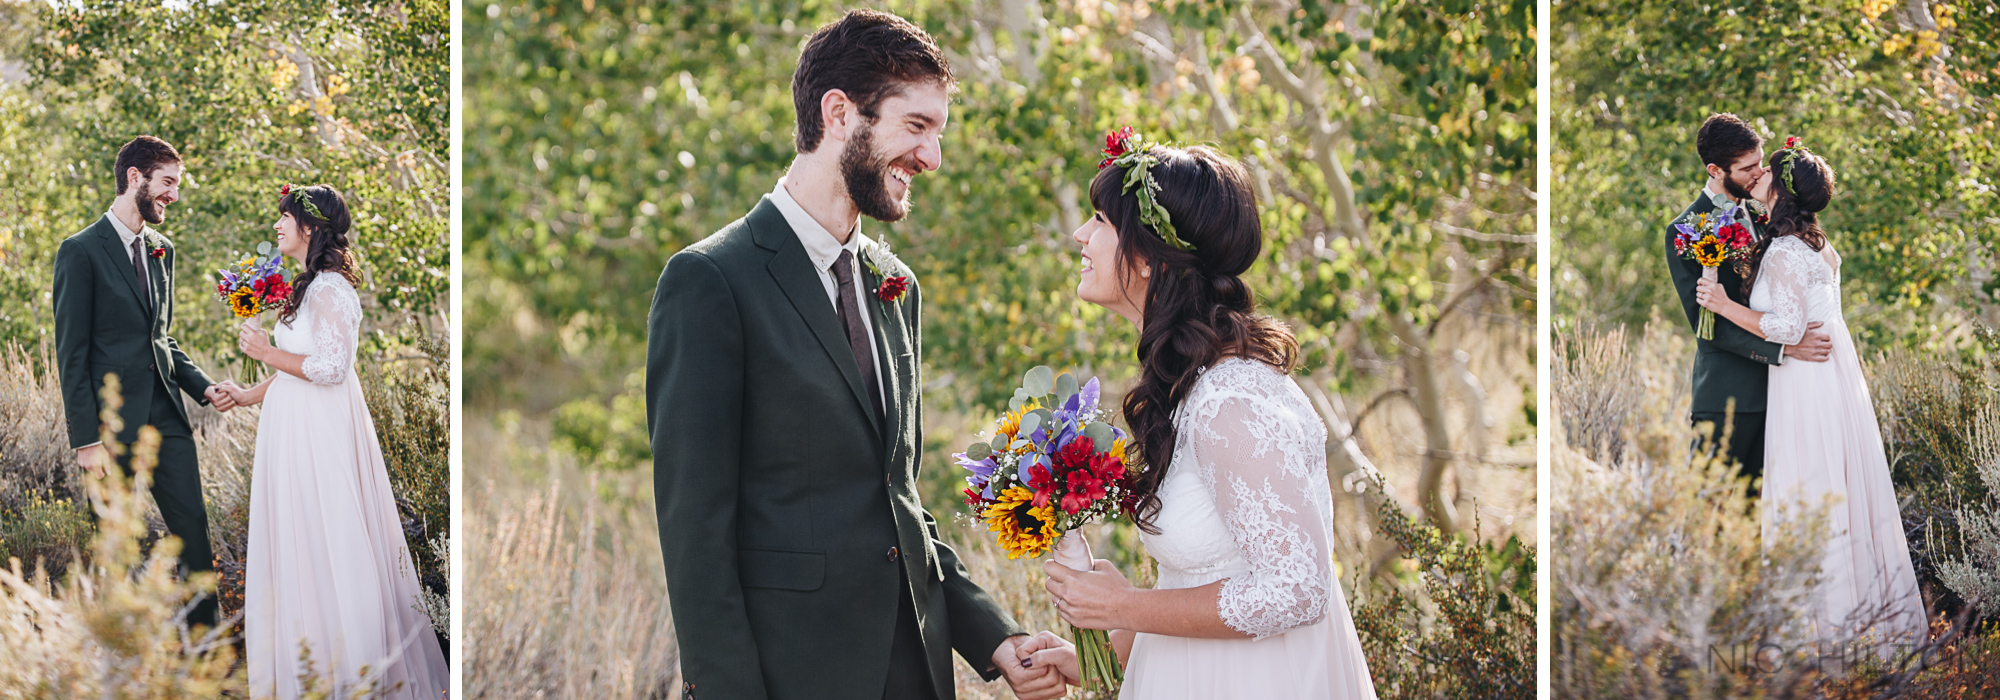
{"left": 104, "top": 209, "right": 150, "bottom": 249}
{"left": 771, "top": 177, "right": 870, "bottom": 271}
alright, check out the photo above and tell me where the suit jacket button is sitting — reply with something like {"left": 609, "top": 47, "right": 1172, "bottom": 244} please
{"left": 887, "top": 546, "right": 900, "bottom": 562}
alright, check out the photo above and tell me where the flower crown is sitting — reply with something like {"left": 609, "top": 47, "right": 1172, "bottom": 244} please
{"left": 1096, "top": 127, "right": 1195, "bottom": 252}
{"left": 1774, "top": 136, "right": 1815, "bottom": 195}
{"left": 279, "top": 183, "right": 329, "bottom": 223}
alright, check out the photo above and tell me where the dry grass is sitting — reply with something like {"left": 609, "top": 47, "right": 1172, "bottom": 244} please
{"left": 1554, "top": 318, "right": 2000, "bottom": 699}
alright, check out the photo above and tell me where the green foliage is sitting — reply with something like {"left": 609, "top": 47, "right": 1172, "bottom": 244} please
{"left": 551, "top": 371, "right": 650, "bottom": 471}
{"left": 1553, "top": 0, "right": 2000, "bottom": 350}
{"left": 0, "top": 488, "right": 93, "bottom": 575}
{"left": 464, "top": 0, "right": 1534, "bottom": 414}
{"left": 0, "top": 0, "right": 450, "bottom": 359}
{"left": 1351, "top": 493, "right": 1536, "bottom": 699}
{"left": 1869, "top": 324, "right": 2000, "bottom": 619}
{"left": 362, "top": 334, "right": 451, "bottom": 601}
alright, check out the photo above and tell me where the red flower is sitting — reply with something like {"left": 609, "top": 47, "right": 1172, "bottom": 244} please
{"left": 148, "top": 246, "right": 165, "bottom": 259}
{"left": 875, "top": 275, "right": 910, "bottom": 303}
{"left": 1099, "top": 126, "right": 1137, "bottom": 169}
{"left": 280, "top": 183, "right": 292, "bottom": 196}
{"left": 1785, "top": 136, "right": 1801, "bottom": 149}
{"left": 963, "top": 488, "right": 985, "bottom": 507}
{"left": 1026, "top": 461, "right": 1056, "bottom": 509}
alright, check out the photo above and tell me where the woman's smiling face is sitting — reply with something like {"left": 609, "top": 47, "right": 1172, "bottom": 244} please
{"left": 1072, "top": 211, "right": 1148, "bottom": 325}
{"left": 274, "top": 211, "right": 308, "bottom": 261}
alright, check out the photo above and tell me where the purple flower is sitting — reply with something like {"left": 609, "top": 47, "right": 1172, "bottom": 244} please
{"left": 954, "top": 452, "right": 998, "bottom": 498}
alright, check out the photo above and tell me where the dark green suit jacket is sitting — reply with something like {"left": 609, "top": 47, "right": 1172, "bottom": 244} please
{"left": 647, "top": 197, "right": 1023, "bottom": 700}
{"left": 52, "top": 215, "right": 215, "bottom": 448}
{"left": 1664, "top": 192, "right": 1782, "bottom": 415}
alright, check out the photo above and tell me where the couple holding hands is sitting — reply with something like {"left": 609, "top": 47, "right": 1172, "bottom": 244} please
{"left": 52, "top": 136, "right": 445, "bottom": 697}
{"left": 648, "top": 11, "right": 1378, "bottom": 700}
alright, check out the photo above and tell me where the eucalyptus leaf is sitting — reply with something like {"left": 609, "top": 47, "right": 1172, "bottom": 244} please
{"left": 1009, "top": 396, "right": 1025, "bottom": 411}
{"left": 1024, "top": 366, "right": 1054, "bottom": 397}
{"left": 1055, "top": 372, "right": 1079, "bottom": 403}
{"left": 1012, "top": 438, "right": 1031, "bottom": 451}
{"left": 1018, "top": 411, "right": 1043, "bottom": 437}
{"left": 1085, "top": 422, "right": 1115, "bottom": 451}
{"left": 991, "top": 433, "right": 1009, "bottom": 452}
{"left": 256, "top": 242, "right": 273, "bottom": 256}
{"left": 966, "top": 442, "right": 992, "bottom": 461}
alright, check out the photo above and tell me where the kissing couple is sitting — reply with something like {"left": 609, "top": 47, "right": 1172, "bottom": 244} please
{"left": 1670, "top": 113, "right": 1926, "bottom": 656}
{"left": 53, "top": 136, "right": 446, "bottom": 698}
{"left": 647, "top": 10, "right": 1379, "bottom": 699}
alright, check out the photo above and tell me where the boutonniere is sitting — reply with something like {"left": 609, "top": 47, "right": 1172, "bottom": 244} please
{"left": 1744, "top": 198, "right": 1770, "bottom": 226}
{"left": 861, "top": 240, "right": 911, "bottom": 304}
{"left": 147, "top": 237, "right": 167, "bottom": 259}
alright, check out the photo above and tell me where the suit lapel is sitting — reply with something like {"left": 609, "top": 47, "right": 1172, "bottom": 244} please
{"left": 860, "top": 262, "right": 907, "bottom": 445}
{"left": 145, "top": 237, "right": 168, "bottom": 331}
{"left": 750, "top": 198, "right": 886, "bottom": 439}
{"left": 92, "top": 218, "right": 151, "bottom": 314}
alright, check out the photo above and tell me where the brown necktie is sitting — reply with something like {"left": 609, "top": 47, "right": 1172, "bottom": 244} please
{"left": 831, "top": 248, "right": 883, "bottom": 421}
{"left": 130, "top": 236, "right": 153, "bottom": 312}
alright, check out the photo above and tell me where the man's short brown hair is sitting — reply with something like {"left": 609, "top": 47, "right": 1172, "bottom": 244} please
{"left": 112, "top": 136, "right": 183, "bottom": 194}
{"left": 1696, "top": 113, "right": 1763, "bottom": 172}
{"left": 791, "top": 10, "right": 954, "bottom": 154}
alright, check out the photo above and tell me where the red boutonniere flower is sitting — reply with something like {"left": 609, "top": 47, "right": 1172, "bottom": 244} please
{"left": 875, "top": 275, "right": 910, "bottom": 303}
{"left": 148, "top": 244, "right": 166, "bottom": 259}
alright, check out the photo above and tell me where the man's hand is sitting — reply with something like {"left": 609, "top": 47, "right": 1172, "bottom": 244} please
{"left": 1783, "top": 321, "right": 1832, "bottom": 363}
{"left": 993, "top": 634, "right": 1067, "bottom": 700}
{"left": 75, "top": 443, "right": 110, "bottom": 479}
{"left": 206, "top": 384, "right": 238, "bottom": 412}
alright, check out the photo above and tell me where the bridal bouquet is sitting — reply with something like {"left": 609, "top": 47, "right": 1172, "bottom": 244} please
{"left": 1672, "top": 202, "right": 1756, "bottom": 339}
{"left": 213, "top": 243, "right": 292, "bottom": 318}
{"left": 955, "top": 366, "right": 1134, "bottom": 696}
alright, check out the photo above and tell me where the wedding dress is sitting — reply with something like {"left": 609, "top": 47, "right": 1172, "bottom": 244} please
{"left": 1119, "top": 357, "right": 1378, "bottom": 699}
{"left": 244, "top": 275, "right": 448, "bottom": 699}
{"left": 1751, "top": 235, "right": 1927, "bottom": 654}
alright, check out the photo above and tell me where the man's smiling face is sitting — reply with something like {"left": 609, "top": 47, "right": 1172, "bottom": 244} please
{"left": 841, "top": 80, "right": 948, "bottom": 223}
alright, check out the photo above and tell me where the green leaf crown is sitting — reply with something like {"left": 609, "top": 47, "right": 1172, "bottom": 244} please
{"left": 1096, "top": 127, "right": 1195, "bottom": 252}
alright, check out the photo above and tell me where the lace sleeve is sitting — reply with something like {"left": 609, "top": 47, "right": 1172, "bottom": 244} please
{"left": 1756, "top": 239, "right": 1813, "bottom": 346}
{"left": 1188, "top": 375, "right": 1332, "bottom": 639}
{"left": 299, "top": 278, "right": 362, "bottom": 385}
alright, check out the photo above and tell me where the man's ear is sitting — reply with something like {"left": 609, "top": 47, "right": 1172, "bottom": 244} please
{"left": 125, "top": 166, "right": 142, "bottom": 193}
{"left": 1704, "top": 163, "right": 1724, "bottom": 180}
{"left": 820, "top": 89, "right": 854, "bottom": 146}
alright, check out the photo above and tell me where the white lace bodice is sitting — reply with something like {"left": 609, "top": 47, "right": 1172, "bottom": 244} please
{"left": 272, "top": 274, "right": 362, "bottom": 385}
{"left": 1749, "top": 235, "right": 1843, "bottom": 344}
{"left": 1140, "top": 357, "right": 1337, "bottom": 640}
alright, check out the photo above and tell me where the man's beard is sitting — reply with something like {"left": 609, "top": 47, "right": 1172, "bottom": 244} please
{"left": 134, "top": 180, "right": 165, "bottom": 224}
{"left": 1722, "top": 173, "right": 1756, "bottom": 201}
{"left": 840, "top": 123, "right": 916, "bottom": 223}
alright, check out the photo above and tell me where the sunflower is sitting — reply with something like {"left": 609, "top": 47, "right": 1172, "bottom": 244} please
{"left": 982, "top": 485, "right": 1057, "bottom": 559}
{"left": 995, "top": 401, "right": 1041, "bottom": 442}
{"left": 1691, "top": 235, "right": 1729, "bottom": 267}
{"left": 228, "top": 287, "right": 259, "bottom": 318}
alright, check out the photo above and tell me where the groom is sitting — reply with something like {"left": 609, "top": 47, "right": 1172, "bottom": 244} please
{"left": 1665, "top": 114, "right": 1832, "bottom": 490}
{"left": 52, "top": 135, "right": 237, "bottom": 630}
{"left": 647, "top": 10, "right": 1067, "bottom": 700}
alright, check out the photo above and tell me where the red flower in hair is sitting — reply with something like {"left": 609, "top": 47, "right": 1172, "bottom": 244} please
{"left": 1099, "top": 126, "right": 1137, "bottom": 169}
{"left": 1785, "top": 136, "right": 1801, "bottom": 149}
{"left": 280, "top": 183, "right": 291, "bottom": 196}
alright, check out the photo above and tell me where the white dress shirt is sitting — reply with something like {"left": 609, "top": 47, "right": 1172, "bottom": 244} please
{"left": 105, "top": 209, "right": 152, "bottom": 295}
{"left": 769, "top": 177, "right": 887, "bottom": 401}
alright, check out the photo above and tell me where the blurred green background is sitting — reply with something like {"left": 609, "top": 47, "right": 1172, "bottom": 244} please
{"left": 465, "top": 0, "right": 1537, "bottom": 695}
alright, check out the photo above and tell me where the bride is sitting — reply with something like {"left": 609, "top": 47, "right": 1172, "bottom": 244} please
{"left": 1694, "top": 141, "right": 1927, "bottom": 654}
{"left": 1025, "top": 131, "right": 1378, "bottom": 698}
{"left": 225, "top": 184, "right": 449, "bottom": 698}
